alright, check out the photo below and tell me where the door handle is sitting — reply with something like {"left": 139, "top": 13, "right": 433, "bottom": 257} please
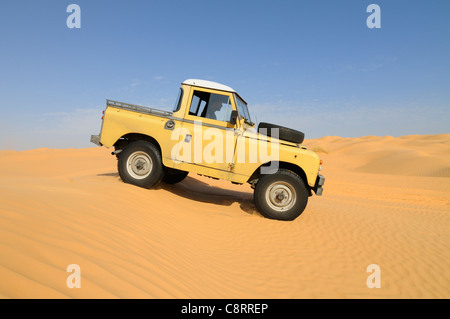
{"left": 184, "top": 134, "right": 192, "bottom": 143}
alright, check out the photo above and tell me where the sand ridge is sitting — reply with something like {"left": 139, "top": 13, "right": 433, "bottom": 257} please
{"left": 0, "top": 134, "right": 449, "bottom": 298}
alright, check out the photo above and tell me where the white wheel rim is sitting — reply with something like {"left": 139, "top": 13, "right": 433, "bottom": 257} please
{"left": 265, "top": 181, "right": 297, "bottom": 212}
{"left": 126, "top": 151, "right": 153, "bottom": 180}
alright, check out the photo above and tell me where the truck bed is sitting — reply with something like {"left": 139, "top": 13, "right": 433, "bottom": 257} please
{"left": 106, "top": 100, "right": 173, "bottom": 118}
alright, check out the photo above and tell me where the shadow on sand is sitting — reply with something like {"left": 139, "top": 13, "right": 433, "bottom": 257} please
{"left": 96, "top": 173, "right": 258, "bottom": 216}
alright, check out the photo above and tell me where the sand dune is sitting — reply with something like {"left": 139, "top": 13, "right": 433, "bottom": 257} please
{"left": 306, "top": 134, "right": 450, "bottom": 177}
{"left": 0, "top": 134, "right": 449, "bottom": 298}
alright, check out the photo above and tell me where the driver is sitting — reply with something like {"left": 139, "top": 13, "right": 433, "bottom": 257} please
{"left": 205, "top": 98, "right": 225, "bottom": 120}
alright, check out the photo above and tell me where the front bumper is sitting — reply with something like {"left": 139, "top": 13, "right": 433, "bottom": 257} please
{"left": 90, "top": 134, "right": 102, "bottom": 146}
{"left": 313, "top": 174, "right": 325, "bottom": 196}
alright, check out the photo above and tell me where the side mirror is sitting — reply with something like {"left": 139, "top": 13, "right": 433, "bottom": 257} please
{"left": 229, "top": 110, "right": 238, "bottom": 125}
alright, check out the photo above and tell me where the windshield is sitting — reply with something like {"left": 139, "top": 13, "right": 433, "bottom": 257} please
{"left": 235, "top": 94, "right": 253, "bottom": 125}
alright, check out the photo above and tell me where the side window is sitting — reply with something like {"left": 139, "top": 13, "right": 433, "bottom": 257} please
{"left": 173, "top": 88, "right": 184, "bottom": 112}
{"left": 188, "top": 90, "right": 232, "bottom": 122}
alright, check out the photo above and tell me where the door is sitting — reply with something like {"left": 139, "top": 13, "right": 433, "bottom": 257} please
{"left": 171, "top": 87, "right": 238, "bottom": 179}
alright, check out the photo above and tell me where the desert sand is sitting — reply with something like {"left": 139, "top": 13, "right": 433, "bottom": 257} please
{"left": 0, "top": 134, "right": 449, "bottom": 299}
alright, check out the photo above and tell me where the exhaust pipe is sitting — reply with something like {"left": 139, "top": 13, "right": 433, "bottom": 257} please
{"left": 112, "top": 149, "right": 122, "bottom": 156}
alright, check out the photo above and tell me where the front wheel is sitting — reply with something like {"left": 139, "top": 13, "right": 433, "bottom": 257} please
{"left": 118, "top": 141, "right": 164, "bottom": 189}
{"left": 254, "top": 169, "right": 308, "bottom": 221}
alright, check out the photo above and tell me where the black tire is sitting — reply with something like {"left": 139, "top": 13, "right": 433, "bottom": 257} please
{"left": 118, "top": 141, "right": 164, "bottom": 189}
{"left": 163, "top": 168, "right": 188, "bottom": 184}
{"left": 254, "top": 169, "right": 308, "bottom": 221}
{"left": 258, "top": 122, "right": 305, "bottom": 144}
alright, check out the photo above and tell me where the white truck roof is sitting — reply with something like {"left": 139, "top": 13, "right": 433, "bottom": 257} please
{"left": 182, "top": 79, "right": 236, "bottom": 93}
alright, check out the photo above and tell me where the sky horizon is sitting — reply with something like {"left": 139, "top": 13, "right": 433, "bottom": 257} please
{"left": 0, "top": 0, "right": 449, "bottom": 150}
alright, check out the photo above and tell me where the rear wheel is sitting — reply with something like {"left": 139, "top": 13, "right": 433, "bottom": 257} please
{"left": 118, "top": 141, "right": 164, "bottom": 188}
{"left": 254, "top": 169, "right": 308, "bottom": 221}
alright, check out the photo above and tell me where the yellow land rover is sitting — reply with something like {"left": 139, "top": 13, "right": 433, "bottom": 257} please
{"left": 91, "top": 79, "right": 325, "bottom": 221}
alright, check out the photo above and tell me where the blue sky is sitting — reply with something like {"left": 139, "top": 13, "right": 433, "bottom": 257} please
{"left": 0, "top": 0, "right": 449, "bottom": 150}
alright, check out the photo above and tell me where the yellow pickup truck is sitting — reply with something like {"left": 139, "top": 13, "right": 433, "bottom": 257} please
{"left": 91, "top": 79, "right": 324, "bottom": 221}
